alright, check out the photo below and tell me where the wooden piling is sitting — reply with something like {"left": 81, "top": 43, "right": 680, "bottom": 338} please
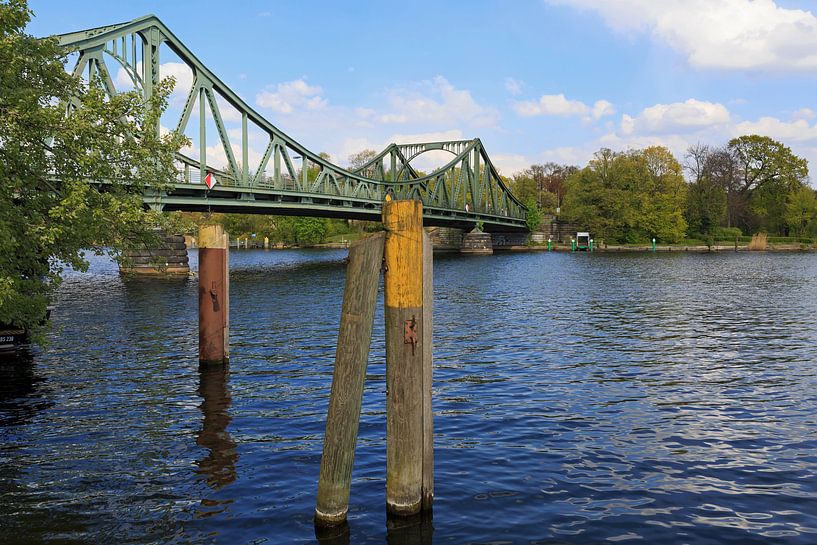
{"left": 421, "top": 231, "right": 433, "bottom": 511}
{"left": 198, "top": 225, "right": 229, "bottom": 364}
{"left": 315, "top": 232, "right": 385, "bottom": 526}
{"left": 383, "top": 200, "right": 425, "bottom": 516}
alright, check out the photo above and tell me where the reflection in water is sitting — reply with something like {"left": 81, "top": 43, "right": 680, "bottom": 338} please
{"left": 196, "top": 363, "right": 238, "bottom": 490}
{"left": 387, "top": 513, "right": 434, "bottom": 545}
{"left": 0, "top": 351, "right": 50, "bottom": 427}
{"left": 314, "top": 520, "right": 350, "bottom": 545}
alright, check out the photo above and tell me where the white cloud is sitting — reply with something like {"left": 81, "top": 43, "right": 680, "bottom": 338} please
{"left": 592, "top": 100, "right": 616, "bottom": 120}
{"left": 377, "top": 76, "right": 499, "bottom": 128}
{"left": 547, "top": 0, "right": 817, "bottom": 73}
{"left": 514, "top": 94, "right": 615, "bottom": 120}
{"left": 159, "top": 62, "right": 195, "bottom": 97}
{"left": 621, "top": 99, "right": 731, "bottom": 135}
{"left": 793, "top": 108, "right": 816, "bottom": 121}
{"left": 734, "top": 117, "right": 817, "bottom": 143}
{"left": 491, "top": 153, "right": 531, "bottom": 175}
{"left": 181, "top": 139, "right": 266, "bottom": 175}
{"left": 355, "top": 107, "right": 375, "bottom": 118}
{"left": 214, "top": 96, "right": 242, "bottom": 123}
{"left": 514, "top": 93, "right": 590, "bottom": 117}
{"left": 558, "top": 98, "right": 817, "bottom": 177}
{"left": 115, "top": 61, "right": 194, "bottom": 105}
{"left": 505, "top": 77, "right": 523, "bottom": 95}
{"left": 256, "top": 79, "right": 328, "bottom": 114}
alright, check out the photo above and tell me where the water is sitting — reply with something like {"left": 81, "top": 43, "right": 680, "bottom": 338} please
{"left": 2, "top": 249, "right": 817, "bottom": 544}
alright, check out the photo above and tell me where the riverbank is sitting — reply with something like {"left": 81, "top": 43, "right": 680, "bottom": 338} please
{"left": 501, "top": 242, "right": 816, "bottom": 252}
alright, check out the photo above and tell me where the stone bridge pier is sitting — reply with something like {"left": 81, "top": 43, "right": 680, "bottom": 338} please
{"left": 119, "top": 231, "right": 190, "bottom": 276}
{"left": 425, "top": 227, "right": 529, "bottom": 255}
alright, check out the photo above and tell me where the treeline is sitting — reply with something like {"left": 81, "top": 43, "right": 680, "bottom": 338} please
{"left": 168, "top": 212, "right": 377, "bottom": 246}
{"left": 508, "top": 135, "right": 813, "bottom": 243}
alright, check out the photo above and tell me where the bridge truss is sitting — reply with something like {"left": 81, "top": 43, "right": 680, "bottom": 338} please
{"left": 55, "top": 15, "right": 527, "bottom": 230}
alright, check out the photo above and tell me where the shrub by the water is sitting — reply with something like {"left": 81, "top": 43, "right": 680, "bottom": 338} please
{"left": 712, "top": 227, "right": 743, "bottom": 240}
{"left": 748, "top": 233, "right": 768, "bottom": 251}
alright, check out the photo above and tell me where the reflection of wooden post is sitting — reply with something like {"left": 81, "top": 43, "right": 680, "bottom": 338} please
{"left": 315, "top": 233, "right": 385, "bottom": 526}
{"left": 196, "top": 363, "right": 237, "bottom": 489}
{"left": 199, "top": 225, "right": 229, "bottom": 364}
{"left": 223, "top": 232, "right": 230, "bottom": 361}
{"left": 421, "top": 231, "right": 433, "bottom": 511}
{"left": 387, "top": 513, "right": 434, "bottom": 545}
{"left": 384, "top": 200, "right": 425, "bottom": 516}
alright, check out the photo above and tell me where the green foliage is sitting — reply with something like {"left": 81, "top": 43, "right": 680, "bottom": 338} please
{"left": 524, "top": 198, "right": 544, "bottom": 231}
{"left": 728, "top": 135, "right": 809, "bottom": 234}
{"left": 712, "top": 226, "right": 743, "bottom": 239}
{"left": 785, "top": 185, "right": 817, "bottom": 237}
{"left": 562, "top": 147, "right": 687, "bottom": 243}
{"left": 0, "top": 0, "right": 187, "bottom": 330}
{"left": 685, "top": 177, "right": 727, "bottom": 235}
{"left": 273, "top": 217, "right": 329, "bottom": 245}
{"left": 171, "top": 212, "right": 352, "bottom": 246}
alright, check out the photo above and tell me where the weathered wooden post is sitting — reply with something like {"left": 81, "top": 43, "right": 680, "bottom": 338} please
{"left": 199, "top": 225, "right": 229, "bottom": 364}
{"left": 315, "top": 233, "right": 385, "bottom": 526}
{"left": 383, "top": 200, "right": 432, "bottom": 516}
{"left": 421, "top": 230, "right": 433, "bottom": 510}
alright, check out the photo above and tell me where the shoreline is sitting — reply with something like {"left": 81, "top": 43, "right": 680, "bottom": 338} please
{"left": 500, "top": 243, "right": 815, "bottom": 253}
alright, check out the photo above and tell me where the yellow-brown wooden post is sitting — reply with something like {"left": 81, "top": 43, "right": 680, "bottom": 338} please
{"left": 383, "top": 200, "right": 429, "bottom": 516}
{"left": 199, "top": 225, "right": 229, "bottom": 364}
{"left": 315, "top": 233, "right": 385, "bottom": 526}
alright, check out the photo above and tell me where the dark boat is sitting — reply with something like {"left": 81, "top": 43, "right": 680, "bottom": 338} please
{"left": 0, "top": 307, "right": 53, "bottom": 356}
{"left": 0, "top": 327, "right": 28, "bottom": 355}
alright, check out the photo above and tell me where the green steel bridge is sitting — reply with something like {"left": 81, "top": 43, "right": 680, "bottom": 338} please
{"left": 55, "top": 15, "right": 527, "bottom": 231}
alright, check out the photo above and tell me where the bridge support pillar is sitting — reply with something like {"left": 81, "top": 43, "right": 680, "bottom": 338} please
{"left": 460, "top": 228, "right": 493, "bottom": 255}
{"left": 119, "top": 230, "right": 190, "bottom": 276}
{"left": 199, "top": 225, "right": 229, "bottom": 365}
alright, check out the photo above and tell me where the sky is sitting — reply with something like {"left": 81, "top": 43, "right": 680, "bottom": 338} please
{"left": 28, "top": 0, "right": 817, "bottom": 179}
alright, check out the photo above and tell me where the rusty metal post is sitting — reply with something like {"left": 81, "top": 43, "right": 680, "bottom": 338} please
{"left": 199, "top": 225, "right": 229, "bottom": 364}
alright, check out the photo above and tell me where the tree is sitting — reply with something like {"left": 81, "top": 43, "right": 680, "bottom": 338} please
{"left": 683, "top": 144, "right": 727, "bottom": 235}
{"left": 637, "top": 146, "right": 688, "bottom": 242}
{"left": 728, "top": 135, "right": 809, "bottom": 234}
{"left": 347, "top": 149, "right": 378, "bottom": 170}
{"left": 562, "top": 147, "right": 687, "bottom": 243}
{"left": 273, "top": 216, "right": 328, "bottom": 245}
{"left": 785, "top": 186, "right": 817, "bottom": 238}
{"left": 510, "top": 162, "right": 576, "bottom": 213}
{"left": 524, "top": 198, "right": 544, "bottom": 231}
{"left": 0, "top": 0, "right": 187, "bottom": 330}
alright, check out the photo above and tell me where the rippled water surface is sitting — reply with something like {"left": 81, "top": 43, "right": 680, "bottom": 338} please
{"left": 2, "top": 249, "right": 817, "bottom": 544}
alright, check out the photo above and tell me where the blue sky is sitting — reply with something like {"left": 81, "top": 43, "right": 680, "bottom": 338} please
{"left": 29, "top": 0, "right": 817, "bottom": 178}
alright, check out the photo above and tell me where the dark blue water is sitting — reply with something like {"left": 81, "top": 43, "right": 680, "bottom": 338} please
{"left": 2, "top": 249, "right": 817, "bottom": 544}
